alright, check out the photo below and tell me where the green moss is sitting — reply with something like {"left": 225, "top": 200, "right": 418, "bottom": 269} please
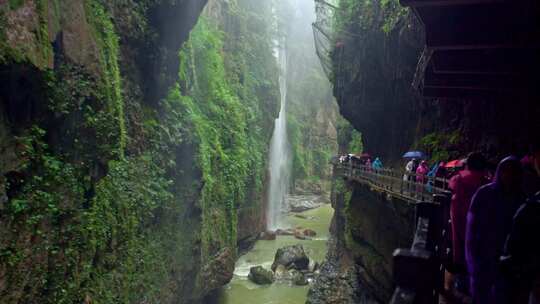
{"left": 0, "top": 1, "right": 280, "bottom": 303}
{"left": 1, "top": 125, "right": 182, "bottom": 303}
{"left": 35, "top": 0, "right": 53, "bottom": 65}
{"left": 337, "top": 117, "right": 363, "bottom": 154}
{"left": 419, "top": 130, "right": 461, "bottom": 164}
{"left": 8, "top": 0, "right": 24, "bottom": 10}
{"left": 173, "top": 19, "right": 251, "bottom": 259}
{"left": 86, "top": 0, "right": 127, "bottom": 157}
{"left": 336, "top": 0, "right": 408, "bottom": 35}
{"left": 0, "top": 0, "right": 53, "bottom": 67}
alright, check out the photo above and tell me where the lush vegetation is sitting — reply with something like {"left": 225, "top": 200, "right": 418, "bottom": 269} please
{"left": 335, "top": 0, "right": 408, "bottom": 35}
{"left": 419, "top": 130, "right": 462, "bottom": 164}
{"left": 170, "top": 12, "right": 278, "bottom": 260}
{"left": 0, "top": 0, "right": 279, "bottom": 303}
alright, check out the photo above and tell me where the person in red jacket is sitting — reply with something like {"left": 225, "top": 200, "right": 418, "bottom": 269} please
{"left": 449, "top": 152, "right": 489, "bottom": 295}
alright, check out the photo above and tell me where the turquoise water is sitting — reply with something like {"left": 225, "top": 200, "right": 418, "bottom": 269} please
{"left": 216, "top": 204, "right": 334, "bottom": 304}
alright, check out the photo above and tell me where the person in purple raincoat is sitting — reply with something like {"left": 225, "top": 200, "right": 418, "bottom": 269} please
{"left": 466, "top": 156, "right": 526, "bottom": 304}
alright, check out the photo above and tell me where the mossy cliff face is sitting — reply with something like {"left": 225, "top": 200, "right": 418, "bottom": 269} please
{"left": 0, "top": 0, "right": 278, "bottom": 303}
{"left": 329, "top": 1, "right": 424, "bottom": 164}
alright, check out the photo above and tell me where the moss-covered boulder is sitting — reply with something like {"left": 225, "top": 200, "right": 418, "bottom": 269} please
{"left": 271, "top": 244, "right": 310, "bottom": 271}
{"left": 248, "top": 266, "right": 274, "bottom": 285}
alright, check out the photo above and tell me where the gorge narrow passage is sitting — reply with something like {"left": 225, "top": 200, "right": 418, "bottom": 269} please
{"left": 213, "top": 1, "right": 341, "bottom": 302}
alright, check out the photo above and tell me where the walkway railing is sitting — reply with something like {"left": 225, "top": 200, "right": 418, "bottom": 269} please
{"left": 333, "top": 161, "right": 453, "bottom": 304}
{"left": 335, "top": 162, "right": 450, "bottom": 204}
{"left": 390, "top": 195, "right": 451, "bottom": 304}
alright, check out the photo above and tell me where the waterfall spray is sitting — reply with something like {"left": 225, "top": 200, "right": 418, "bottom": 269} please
{"left": 266, "top": 46, "right": 291, "bottom": 231}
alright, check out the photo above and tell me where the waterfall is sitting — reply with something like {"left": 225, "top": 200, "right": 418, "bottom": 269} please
{"left": 266, "top": 47, "right": 291, "bottom": 231}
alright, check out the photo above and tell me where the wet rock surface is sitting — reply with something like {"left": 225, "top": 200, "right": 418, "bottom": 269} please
{"left": 259, "top": 231, "right": 277, "bottom": 240}
{"left": 306, "top": 182, "right": 414, "bottom": 304}
{"left": 291, "top": 270, "right": 309, "bottom": 286}
{"left": 307, "top": 261, "right": 363, "bottom": 304}
{"left": 276, "top": 228, "right": 295, "bottom": 236}
{"left": 248, "top": 266, "right": 274, "bottom": 285}
{"left": 271, "top": 244, "right": 310, "bottom": 271}
{"left": 303, "top": 229, "right": 317, "bottom": 237}
{"left": 287, "top": 195, "right": 329, "bottom": 212}
{"left": 197, "top": 247, "right": 235, "bottom": 295}
{"left": 307, "top": 239, "right": 379, "bottom": 304}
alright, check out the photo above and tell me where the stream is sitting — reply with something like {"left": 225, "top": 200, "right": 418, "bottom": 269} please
{"left": 215, "top": 196, "right": 334, "bottom": 304}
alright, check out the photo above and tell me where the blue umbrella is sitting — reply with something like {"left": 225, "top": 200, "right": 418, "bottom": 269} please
{"left": 402, "top": 151, "right": 425, "bottom": 159}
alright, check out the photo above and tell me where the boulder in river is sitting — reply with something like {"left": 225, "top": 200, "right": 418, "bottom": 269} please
{"left": 274, "top": 264, "right": 290, "bottom": 280}
{"left": 271, "top": 244, "right": 310, "bottom": 271}
{"left": 259, "top": 231, "right": 276, "bottom": 240}
{"left": 276, "top": 228, "right": 294, "bottom": 236}
{"left": 303, "top": 229, "right": 317, "bottom": 237}
{"left": 248, "top": 266, "right": 274, "bottom": 285}
{"left": 308, "top": 260, "right": 320, "bottom": 273}
{"left": 294, "top": 231, "right": 308, "bottom": 240}
{"left": 287, "top": 195, "right": 328, "bottom": 212}
{"left": 291, "top": 270, "right": 309, "bottom": 286}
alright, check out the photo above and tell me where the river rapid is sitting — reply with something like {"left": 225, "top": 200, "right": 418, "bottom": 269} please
{"left": 215, "top": 197, "right": 334, "bottom": 304}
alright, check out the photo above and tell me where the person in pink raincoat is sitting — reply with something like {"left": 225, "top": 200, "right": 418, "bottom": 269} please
{"left": 416, "top": 160, "right": 429, "bottom": 184}
{"left": 448, "top": 153, "right": 489, "bottom": 295}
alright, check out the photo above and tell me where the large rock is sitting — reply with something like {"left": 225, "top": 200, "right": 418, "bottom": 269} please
{"left": 291, "top": 270, "right": 309, "bottom": 286}
{"left": 303, "top": 229, "right": 317, "bottom": 237}
{"left": 271, "top": 244, "right": 310, "bottom": 271}
{"left": 259, "top": 231, "right": 277, "bottom": 240}
{"left": 274, "top": 264, "right": 290, "bottom": 280}
{"left": 288, "top": 195, "right": 328, "bottom": 212}
{"left": 294, "top": 230, "right": 309, "bottom": 240}
{"left": 276, "top": 228, "right": 294, "bottom": 236}
{"left": 308, "top": 260, "right": 320, "bottom": 273}
{"left": 307, "top": 261, "right": 368, "bottom": 304}
{"left": 248, "top": 266, "right": 274, "bottom": 285}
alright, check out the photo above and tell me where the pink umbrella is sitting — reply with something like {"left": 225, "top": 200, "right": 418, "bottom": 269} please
{"left": 445, "top": 159, "right": 464, "bottom": 168}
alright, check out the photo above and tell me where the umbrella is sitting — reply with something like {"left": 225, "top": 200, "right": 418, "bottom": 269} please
{"left": 445, "top": 159, "right": 465, "bottom": 168}
{"left": 402, "top": 151, "right": 425, "bottom": 159}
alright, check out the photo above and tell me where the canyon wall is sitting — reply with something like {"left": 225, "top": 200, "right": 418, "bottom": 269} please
{"left": 307, "top": 114, "right": 414, "bottom": 304}
{"left": 330, "top": 1, "right": 539, "bottom": 165}
{"left": 0, "top": 0, "right": 278, "bottom": 303}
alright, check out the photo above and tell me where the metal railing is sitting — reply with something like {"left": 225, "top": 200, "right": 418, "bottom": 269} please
{"left": 390, "top": 196, "right": 450, "bottom": 304}
{"left": 333, "top": 161, "right": 453, "bottom": 304}
{"left": 335, "top": 162, "right": 450, "bottom": 204}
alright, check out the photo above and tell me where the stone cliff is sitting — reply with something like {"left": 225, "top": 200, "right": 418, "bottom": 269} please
{"left": 330, "top": 1, "right": 539, "bottom": 165}
{"left": 0, "top": 0, "right": 278, "bottom": 303}
{"left": 308, "top": 174, "right": 414, "bottom": 303}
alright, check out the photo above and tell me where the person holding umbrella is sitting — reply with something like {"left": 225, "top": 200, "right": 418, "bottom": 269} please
{"left": 403, "top": 151, "right": 424, "bottom": 181}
